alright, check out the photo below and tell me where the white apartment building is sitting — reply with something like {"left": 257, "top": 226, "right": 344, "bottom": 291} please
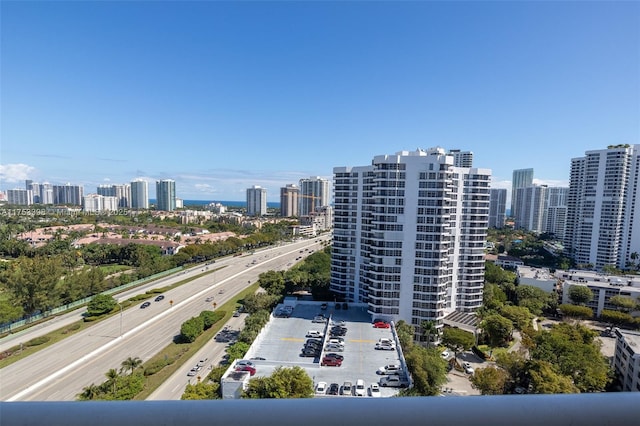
{"left": 488, "top": 188, "right": 507, "bottom": 228}
{"left": 299, "top": 176, "right": 330, "bottom": 217}
{"left": 246, "top": 185, "right": 267, "bottom": 216}
{"left": 7, "top": 189, "right": 33, "bottom": 205}
{"left": 556, "top": 269, "right": 640, "bottom": 317}
{"left": 514, "top": 185, "right": 548, "bottom": 233}
{"left": 448, "top": 149, "right": 473, "bottom": 168}
{"left": 612, "top": 328, "right": 640, "bottom": 392}
{"left": 511, "top": 168, "right": 533, "bottom": 218}
{"left": 543, "top": 187, "right": 569, "bottom": 240}
{"left": 130, "top": 179, "right": 149, "bottom": 209}
{"left": 331, "top": 147, "right": 491, "bottom": 338}
{"left": 564, "top": 144, "right": 640, "bottom": 270}
{"left": 97, "top": 184, "right": 131, "bottom": 208}
{"left": 83, "top": 194, "right": 119, "bottom": 212}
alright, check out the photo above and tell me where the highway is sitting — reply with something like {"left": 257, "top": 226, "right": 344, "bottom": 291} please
{"left": 0, "top": 237, "right": 328, "bottom": 401}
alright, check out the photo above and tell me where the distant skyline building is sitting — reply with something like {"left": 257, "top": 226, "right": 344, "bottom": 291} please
{"left": 246, "top": 185, "right": 267, "bottom": 216}
{"left": 130, "top": 179, "right": 149, "bottom": 209}
{"left": 511, "top": 168, "right": 534, "bottom": 218}
{"left": 488, "top": 188, "right": 507, "bottom": 228}
{"left": 543, "top": 187, "right": 569, "bottom": 240}
{"left": 83, "top": 194, "right": 119, "bottom": 212}
{"left": 564, "top": 144, "right": 640, "bottom": 270}
{"left": 448, "top": 149, "right": 473, "bottom": 167}
{"left": 331, "top": 147, "right": 491, "bottom": 340}
{"left": 97, "top": 184, "right": 131, "bottom": 208}
{"left": 280, "top": 184, "right": 299, "bottom": 217}
{"left": 7, "top": 188, "right": 33, "bottom": 205}
{"left": 514, "top": 185, "right": 548, "bottom": 233}
{"left": 156, "top": 179, "right": 176, "bottom": 211}
{"left": 53, "top": 183, "right": 84, "bottom": 206}
{"left": 299, "top": 176, "right": 330, "bottom": 217}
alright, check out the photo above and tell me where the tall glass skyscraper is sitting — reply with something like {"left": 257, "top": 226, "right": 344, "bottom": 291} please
{"left": 131, "top": 179, "right": 149, "bottom": 209}
{"left": 511, "top": 168, "right": 533, "bottom": 218}
{"left": 156, "top": 179, "right": 176, "bottom": 211}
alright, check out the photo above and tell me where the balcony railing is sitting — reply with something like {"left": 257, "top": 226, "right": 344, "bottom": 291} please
{"left": 1, "top": 393, "right": 639, "bottom": 426}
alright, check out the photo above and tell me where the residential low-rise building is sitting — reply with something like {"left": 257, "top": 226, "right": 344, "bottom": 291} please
{"left": 556, "top": 270, "right": 640, "bottom": 317}
{"left": 516, "top": 266, "right": 557, "bottom": 293}
{"left": 612, "top": 328, "right": 640, "bottom": 392}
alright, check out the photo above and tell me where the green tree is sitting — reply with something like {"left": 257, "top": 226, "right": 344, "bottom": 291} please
{"left": 243, "top": 366, "right": 313, "bottom": 399}
{"left": 395, "top": 320, "right": 415, "bottom": 349}
{"left": 441, "top": 327, "right": 475, "bottom": 360}
{"left": 180, "top": 316, "right": 205, "bottom": 343}
{"left": 257, "top": 270, "right": 286, "bottom": 295}
{"left": 78, "top": 383, "right": 100, "bottom": 401}
{"left": 226, "top": 342, "right": 250, "bottom": 362}
{"left": 420, "top": 320, "right": 438, "bottom": 348}
{"left": 0, "top": 299, "right": 24, "bottom": 324}
{"left": 481, "top": 314, "right": 513, "bottom": 347}
{"left": 608, "top": 295, "right": 637, "bottom": 313}
{"left": 470, "top": 366, "right": 509, "bottom": 395}
{"left": 558, "top": 304, "right": 593, "bottom": 320}
{"left": 86, "top": 294, "right": 117, "bottom": 316}
{"left": 600, "top": 309, "right": 633, "bottom": 327}
{"left": 499, "top": 305, "right": 532, "bottom": 330}
{"left": 515, "top": 285, "right": 556, "bottom": 316}
{"left": 568, "top": 286, "right": 593, "bottom": 306}
{"left": 181, "top": 382, "right": 220, "bottom": 400}
{"left": 105, "top": 368, "right": 119, "bottom": 396}
{"left": 120, "top": 356, "right": 143, "bottom": 375}
{"left": 527, "top": 360, "right": 579, "bottom": 394}
{"left": 530, "top": 323, "right": 611, "bottom": 393}
{"left": 401, "top": 346, "right": 447, "bottom": 396}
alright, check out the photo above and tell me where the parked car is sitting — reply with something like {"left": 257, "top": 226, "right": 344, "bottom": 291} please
{"left": 379, "top": 375, "right": 409, "bottom": 388}
{"left": 328, "top": 383, "right": 340, "bottom": 395}
{"left": 233, "top": 310, "right": 241, "bottom": 317}
{"left": 441, "top": 350, "right": 450, "bottom": 359}
{"left": 316, "top": 381, "right": 327, "bottom": 395}
{"left": 140, "top": 301, "right": 151, "bottom": 309}
{"left": 327, "top": 337, "right": 344, "bottom": 345}
{"left": 355, "top": 379, "right": 366, "bottom": 397}
{"left": 462, "top": 362, "right": 472, "bottom": 369}
{"left": 373, "top": 321, "right": 390, "bottom": 329}
{"left": 331, "top": 320, "right": 347, "bottom": 327}
{"left": 375, "top": 342, "right": 396, "bottom": 351}
{"left": 321, "top": 356, "right": 342, "bottom": 367}
{"left": 341, "top": 381, "right": 353, "bottom": 396}
{"left": 325, "top": 344, "right": 344, "bottom": 352}
{"left": 154, "top": 295, "right": 165, "bottom": 302}
{"left": 464, "top": 365, "right": 475, "bottom": 375}
{"left": 306, "top": 330, "right": 324, "bottom": 338}
{"left": 235, "top": 365, "right": 256, "bottom": 376}
{"left": 370, "top": 383, "right": 381, "bottom": 397}
{"left": 235, "top": 360, "right": 255, "bottom": 368}
{"left": 324, "top": 353, "right": 344, "bottom": 361}
{"left": 377, "top": 364, "right": 401, "bottom": 375}
{"left": 320, "top": 303, "right": 328, "bottom": 310}
{"left": 312, "top": 316, "right": 327, "bottom": 323}
{"left": 301, "top": 349, "right": 320, "bottom": 357}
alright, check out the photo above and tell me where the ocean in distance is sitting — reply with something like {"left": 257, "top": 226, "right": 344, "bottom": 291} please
{"left": 149, "top": 199, "right": 280, "bottom": 209}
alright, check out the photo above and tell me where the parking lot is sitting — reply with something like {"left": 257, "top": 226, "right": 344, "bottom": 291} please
{"left": 242, "top": 302, "right": 405, "bottom": 397}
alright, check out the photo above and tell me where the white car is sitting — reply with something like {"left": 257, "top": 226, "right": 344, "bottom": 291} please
{"left": 441, "top": 350, "right": 450, "bottom": 359}
{"left": 306, "top": 330, "right": 324, "bottom": 338}
{"left": 312, "top": 316, "right": 327, "bottom": 323}
{"left": 375, "top": 342, "right": 396, "bottom": 351}
{"left": 369, "top": 383, "right": 381, "bottom": 397}
{"left": 355, "top": 379, "right": 366, "bottom": 397}
{"left": 462, "top": 362, "right": 472, "bottom": 369}
{"left": 325, "top": 344, "right": 344, "bottom": 352}
{"left": 236, "top": 360, "right": 255, "bottom": 368}
{"left": 331, "top": 320, "right": 347, "bottom": 327}
{"left": 315, "top": 381, "right": 327, "bottom": 395}
{"left": 377, "top": 364, "right": 401, "bottom": 375}
{"left": 464, "top": 365, "right": 475, "bottom": 375}
{"left": 379, "top": 375, "right": 409, "bottom": 388}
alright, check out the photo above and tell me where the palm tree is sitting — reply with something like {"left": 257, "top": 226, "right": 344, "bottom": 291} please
{"left": 421, "top": 320, "right": 437, "bottom": 348}
{"left": 79, "top": 383, "right": 100, "bottom": 400}
{"left": 120, "top": 356, "right": 143, "bottom": 375}
{"left": 105, "top": 368, "right": 119, "bottom": 396}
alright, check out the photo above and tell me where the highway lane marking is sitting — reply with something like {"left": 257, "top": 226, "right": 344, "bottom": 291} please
{"left": 6, "top": 243, "right": 313, "bottom": 401}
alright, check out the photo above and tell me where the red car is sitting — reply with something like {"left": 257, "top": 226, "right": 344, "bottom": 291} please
{"left": 373, "top": 321, "right": 390, "bottom": 329}
{"left": 321, "top": 356, "right": 343, "bottom": 367}
{"left": 235, "top": 365, "right": 256, "bottom": 376}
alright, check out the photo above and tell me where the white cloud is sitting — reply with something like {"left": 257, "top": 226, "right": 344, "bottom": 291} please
{"left": 0, "top": 163, "right": 36, "bottom": 183}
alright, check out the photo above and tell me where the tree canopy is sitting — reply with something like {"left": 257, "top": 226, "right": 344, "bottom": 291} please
{"left": 243, "top": 366, "right": 313, "bottom": 399}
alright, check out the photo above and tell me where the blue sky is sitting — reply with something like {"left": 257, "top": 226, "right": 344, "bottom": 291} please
{"left": 1, "top": 1, "right": 638, "bottom": 203}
